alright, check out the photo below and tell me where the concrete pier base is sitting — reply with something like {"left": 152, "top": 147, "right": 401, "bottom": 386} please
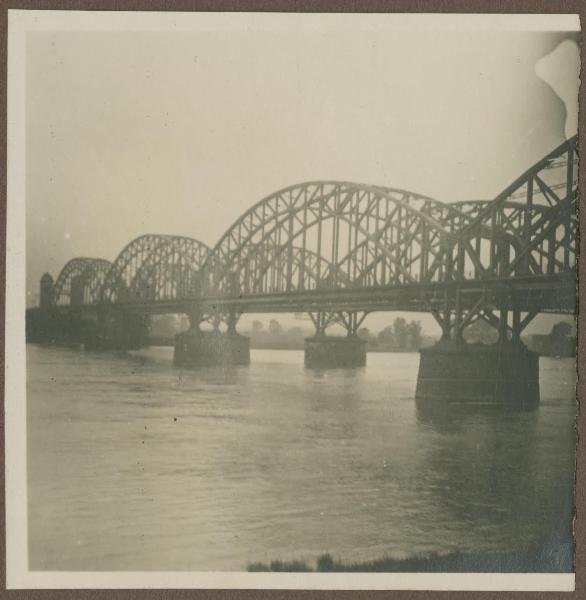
{"left": 304, "top": 335, "right": 367, "bottom": 368}
{"left": 415, "top": 341, "right": 540, "bottom": 410}
{"left": 174, "top": 330, "right": 250, "bottom": 367}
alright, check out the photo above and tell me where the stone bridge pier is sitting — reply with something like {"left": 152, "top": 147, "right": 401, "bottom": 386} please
{"left": 416, "top": 339, "right": 539, "bottom": 410}
{"left": 304, "top": 311, "right": 367, "bottom": 368}
{"left": 173, "top": 307, "right": 250, "bottom": 367}
{"left": 416, "top": 297, "right": 540, "bottom": 410}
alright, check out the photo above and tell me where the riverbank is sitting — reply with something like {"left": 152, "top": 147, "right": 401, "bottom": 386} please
{"left": 248, "top": 544, "right": 573, "bottom": 573}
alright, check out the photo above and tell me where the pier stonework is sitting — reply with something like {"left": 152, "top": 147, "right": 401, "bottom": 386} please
{"left": 174, "top": 329, "right": 250, "bottom": 367}
{"left": 415, "top": 340, "right": 540, "bottom": 410}
{"left": 304, "top": 335, "right": 367, "bottom": 368}
{"left": 40, "top": 273, "right": 55, "bottom": 309}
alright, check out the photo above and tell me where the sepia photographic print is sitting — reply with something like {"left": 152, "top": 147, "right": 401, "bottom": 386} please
{"left": 5, "top": 10, "right": 581, "bottom": 591}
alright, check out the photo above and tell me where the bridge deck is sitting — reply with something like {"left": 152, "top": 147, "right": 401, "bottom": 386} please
{"left": 35, "top": 272, "right": 575, "bottom": 317}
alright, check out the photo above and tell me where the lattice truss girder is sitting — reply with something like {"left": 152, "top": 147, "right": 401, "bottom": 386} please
{"left": 431, "top": 287, "right": 546, "bottom": 342}
{"left": 99, "top": 235, "right": 210, "bottom": 304}
{"left": 53, "top": 258, "right": 113, "bottom": 306}
{"left": 308, "top": 310, "right": 369, "bottom": 336}
{"left": 50, "top": 136, "right": 577, "bottom": 312}
{"left": 450, "top": 137, "right": 578, "bottom": 281}
{"left": 202, "top": 137, "right": 577, "bottom": 297}
{"left": 203, "top": 182, "right": 465, "bottom": 296}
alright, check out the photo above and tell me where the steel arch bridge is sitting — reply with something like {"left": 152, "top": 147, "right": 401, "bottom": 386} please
{"left": 53, "top": 258, "right": 113, "bottom": 306}
{"left": 99, "top": 234, "right": 211, "bottom": 306}
{"left": 41, "top": 135, "right": 578, "bottom": 341}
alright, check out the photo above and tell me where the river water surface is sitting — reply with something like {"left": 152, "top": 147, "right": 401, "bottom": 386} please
{"left": 27, "top": 345, "right": 576, "bottom": 571}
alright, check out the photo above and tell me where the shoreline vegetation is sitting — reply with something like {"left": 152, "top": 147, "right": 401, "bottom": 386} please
{"left": 247, "top": 545, "right": 573, "bottom": 573}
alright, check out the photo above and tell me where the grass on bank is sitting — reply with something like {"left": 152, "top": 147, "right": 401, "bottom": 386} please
{"left": 248, "top": 544, "right": 573, "bottom": 573}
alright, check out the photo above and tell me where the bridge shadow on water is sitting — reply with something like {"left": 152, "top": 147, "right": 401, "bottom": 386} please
{"left": 414, "top": 398, "right": 540, "bottom": 435}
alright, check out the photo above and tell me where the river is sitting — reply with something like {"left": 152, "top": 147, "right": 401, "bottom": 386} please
{"left": 27, "top": 345, "right": 576, "bottom": 571}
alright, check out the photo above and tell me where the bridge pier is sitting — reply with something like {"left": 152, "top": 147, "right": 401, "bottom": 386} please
{"left": 304, "top": 335, "right": 366, "bottom": 368}
{"left": 304, "top": 311, "right": 368, "bottom": 368}
{"left": 415, "top": 339, "right": 539, "bottom": 410}
{"left": 174, "top": 329, "right": 250, "bottom": 367}
{"left": 174, "top": 309, "right": 250, "bottom": 367}
{"left": 26, "top": 307, "right": 65, "bottom": 344}
{"left": 27, "top": 274, "right": 63, "bottom": 344}
{"left": 26, "top": 306, "right": 94, "bottom": 346}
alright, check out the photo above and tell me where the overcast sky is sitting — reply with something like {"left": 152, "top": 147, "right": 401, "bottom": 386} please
{"left": 25, "top": 23, "right": 579, "bottom": 333}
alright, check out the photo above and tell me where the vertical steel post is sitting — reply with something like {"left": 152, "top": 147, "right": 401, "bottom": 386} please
{"left": 286, "top": 210, "right": 294, "bottom": 292}
{"left": 454, "top": 286, "right": 462, "bottom": 341}
{"left": 227, "top": 311, "right": 237, "bottom": 336}
{"left": 512, "top": 304, "right": 521, "bottom": 345}
{"left": 188, "top": 307, "right": 201, "bottom": 332}
{"left": 317, "top": 196, "right": 323, "bottom": 284}
{"left": 498, "top": 299, "right": 508, "bottom": 344}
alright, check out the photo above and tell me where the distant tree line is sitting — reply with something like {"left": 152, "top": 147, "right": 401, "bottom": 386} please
{"left": 252, "top": 317, "right": 424, "bottom": 350}
{"left": 149, "top": 315, "right": 428, "bottom": 352}
{"left": 253, "top": 319, "right": 287, "bottom": 336}
{"left": 357, "top": 317, "right": 423, "bottom": 351}
{"left": 529, "top": 321, "right": 575, "bottom": 357}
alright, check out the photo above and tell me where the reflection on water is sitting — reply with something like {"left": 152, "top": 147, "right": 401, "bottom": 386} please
{"left": 27, "top": 345, "right": 576, "bottom": 571}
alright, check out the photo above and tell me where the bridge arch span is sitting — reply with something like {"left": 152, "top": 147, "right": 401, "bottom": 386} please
{"left": 239, "top": 244, "right": 353, "bottom": 295}
{"left": 202, "top": 181, "right": 465, "bottom": 296}
{"left": 53, "top": 258, "right": 112, "bottom": 306}
{"left": 455, "top": 135, "right": 578, "bottom": 279}
{"left": 100, "top": 234, "right": 210, "bottom": 304}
